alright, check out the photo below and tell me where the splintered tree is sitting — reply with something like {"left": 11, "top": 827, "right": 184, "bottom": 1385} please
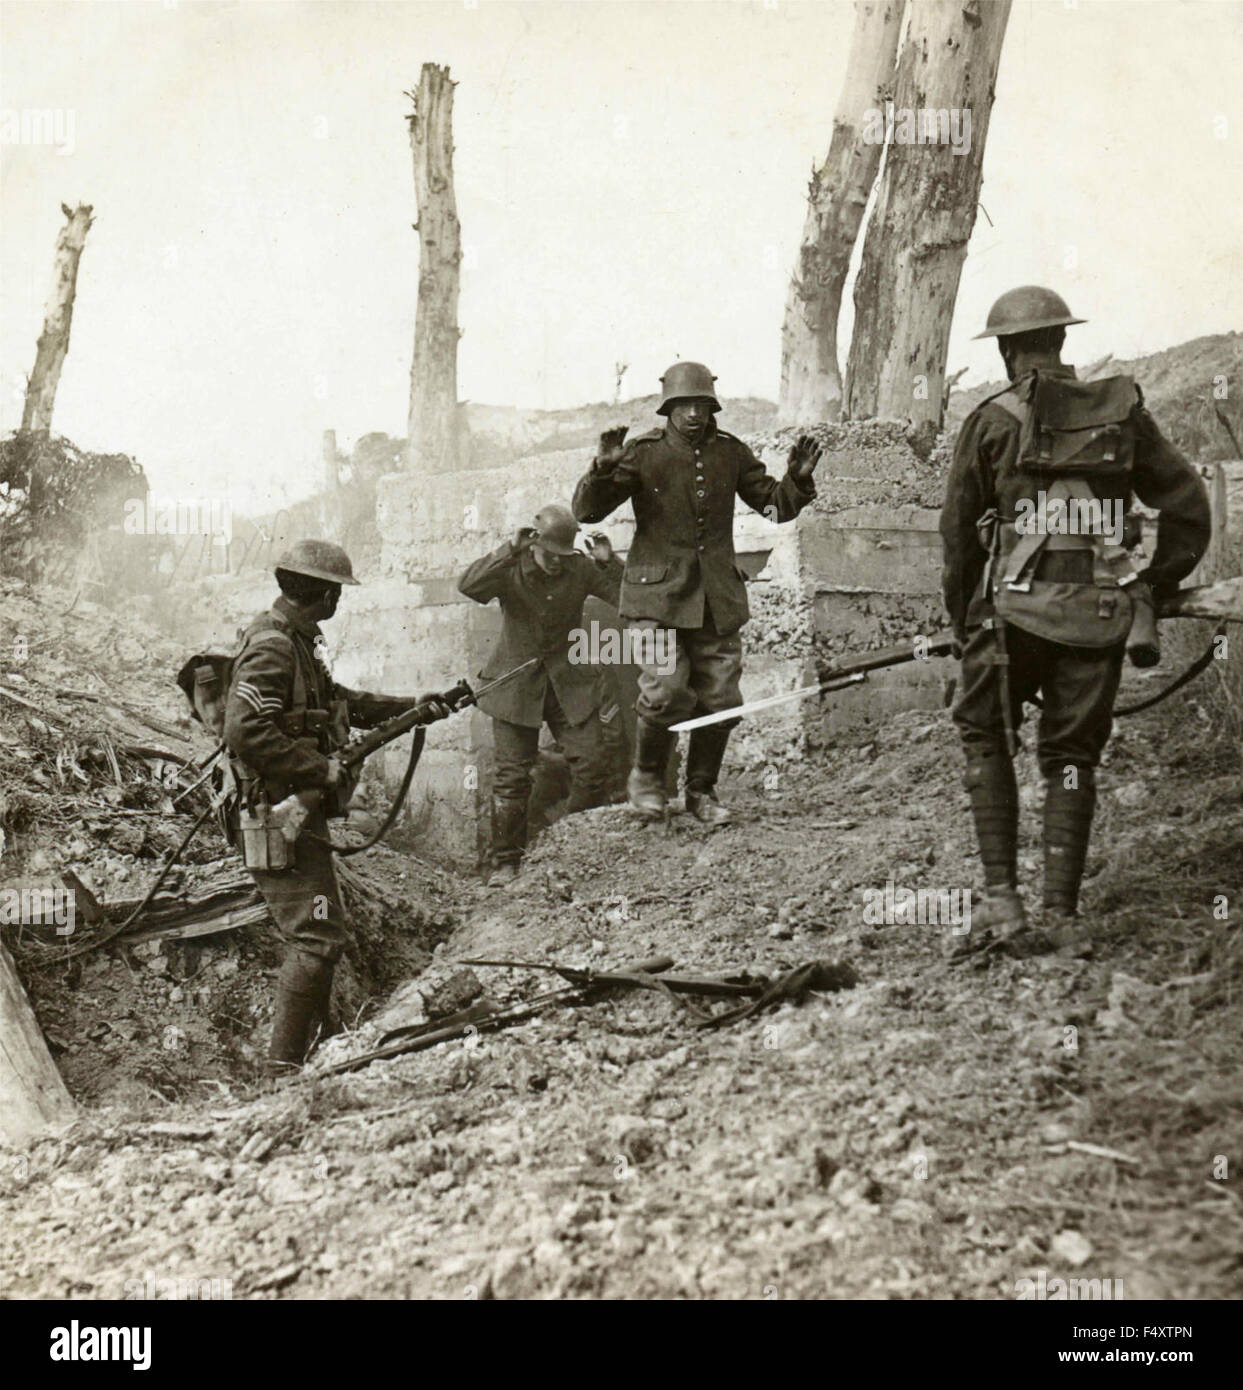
{"left": 844, "top": 0, "right": 1011, "bottom": 427}
{"left": 778, "top": 0, "right": 904, "bottom": 426}
{"left": 22, "top": 202, "right": 94, "bottom": 434}
{"left": 405, "top": 64, "right": 463, "bottom": 473}
{"left": 0, "top": 942, "right": 76, "bottom": 1145}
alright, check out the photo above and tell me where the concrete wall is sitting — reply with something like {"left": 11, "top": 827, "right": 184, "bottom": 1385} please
{"left": 354, "top": 418, "right": 953, "bottom": 870}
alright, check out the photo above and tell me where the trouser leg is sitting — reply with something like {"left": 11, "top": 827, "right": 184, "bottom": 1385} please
{"left": 1035, "top": 641, "right": 1123, "bottom": 916}
{"left": 683, "top": 613, "right": 743, "bottom": 818}
{"left": 247, "top": 808, "right": 345, "bottom": 1067}
{"left": 490, "top": 717, "right": 539, "bottom": 866}
{"left": 545, "top": 689, "right": 611, "bottom": 814}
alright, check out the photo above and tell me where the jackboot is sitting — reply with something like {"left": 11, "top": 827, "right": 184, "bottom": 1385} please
{"left": 267, "top": 952, "right": 330, "bottom": 1073}
{"left": 628, "top": 718, "right": 674, "bottom": 821}
{"left": 685, "top": 725, "right": 733, "bottom": 825}
{"left": 1042, "top": 769, "right": 1097, "bottom": 957}
{"left": 488, "top": 795, "right": 528, "bottom": 886}
{"left": 964, "top": 751, "right": 1019, "bottom": 890}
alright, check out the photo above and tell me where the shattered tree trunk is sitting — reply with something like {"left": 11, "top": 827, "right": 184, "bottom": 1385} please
{"left": 22, "top": 203, "right": 94, "bottom": 433}
{"left": 0, "top": 942, "right": 76, "bottom": 1145}
{"left": 844, "top": 0, "right": 1011, "bottom": 428}
{"left": 406, "top": 65, "right": 462, "bottom": 474}
{"left": 778, "top": 0, "right": 905, "bottom": 427}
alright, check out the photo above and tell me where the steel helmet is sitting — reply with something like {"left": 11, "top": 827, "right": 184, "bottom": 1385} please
{"left": 274, "top": 539, "right": 360, "bottom": 585}
{"left": 532, "top": 504, "right": 580, "bottom": 556}
{"left": 974, "top": 286, "right": 1087, "bottom": 339}
{"left": 656, "top": 361, "right": 721, "bottom": 416}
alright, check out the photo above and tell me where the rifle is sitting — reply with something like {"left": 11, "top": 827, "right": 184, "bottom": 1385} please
{"left": 268, "top": 657, "right": 538, "bottom": 846}
{"left": 670, "top": 577, "right": 1243, "bottom": 736}
{"left": 317, "top": 954, "right": 677, "bottom": 1075}
{"left": 669, "top": 633, "right": 957, "bottom": 733}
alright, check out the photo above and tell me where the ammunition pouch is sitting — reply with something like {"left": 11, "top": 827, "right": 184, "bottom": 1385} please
{"left": 280, "top": 697, "right": 349, "bottom": 751}
{"left": 237, "top": 802, "right": 293, "bottom": 872}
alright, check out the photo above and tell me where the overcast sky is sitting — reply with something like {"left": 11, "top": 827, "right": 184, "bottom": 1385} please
{"left": 2, "top": 0, "right": 1241, "bottom": 511}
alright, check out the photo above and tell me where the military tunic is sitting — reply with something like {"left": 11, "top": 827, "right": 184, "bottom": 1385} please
{"left": 572, "top": 419, "right": 815, "bottom": 727}
{"left": 940, "top": 367, "right": 1211, "bottom": 772}
{"left": 223, "top": 595, "right": 418, "bottom": 961}
{"left": 458, "top": 541, "right": 623, "bottom": 815}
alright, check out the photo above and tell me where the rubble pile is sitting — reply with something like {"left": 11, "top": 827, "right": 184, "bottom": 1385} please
{"left": 0, "top": 576, "right": 460, "bottom": 1103}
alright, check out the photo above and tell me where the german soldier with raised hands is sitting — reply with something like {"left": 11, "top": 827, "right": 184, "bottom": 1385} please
{"left": 458, "top": 504, "right": 622, "bottom": 886}
{"left": 573, "top": 361, "right": 822, "bottom": 825}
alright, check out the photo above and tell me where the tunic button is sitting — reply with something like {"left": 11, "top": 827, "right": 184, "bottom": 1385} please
{"left": 697, "top": 489, "right": 705, "bottom": 498}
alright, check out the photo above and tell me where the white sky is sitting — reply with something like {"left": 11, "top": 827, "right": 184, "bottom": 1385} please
{"left": 2, "top": 0, "right": 1241, "bottom": 512}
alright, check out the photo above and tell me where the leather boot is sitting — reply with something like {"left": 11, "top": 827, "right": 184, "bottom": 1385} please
{"left": 1042, "top": 768, "right": 1097, "bottom": 956}
{"left": 488, "top": 795, "right": 528, "bottom": 885}
{"left": 943, "top": 885, "right": 1028, "bottom": 960}
{"left": 964, "top": 752, "right": 1019, "bottom": 890}
{"left": 685, "top": 725, "right": 733, "bottom": 825}
{"left": 306, "top": 961, "right": 337, "bottom": 1051}
{"left": 628, "top": 718, "right": 673, "bottom": 820}
{"left": 267, "top": 952, "right": 329, "bottom": 1073}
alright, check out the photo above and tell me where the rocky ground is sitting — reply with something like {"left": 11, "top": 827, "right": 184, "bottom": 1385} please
{"left": 3, "top": 659, "right": 1241, "bottom": 1300}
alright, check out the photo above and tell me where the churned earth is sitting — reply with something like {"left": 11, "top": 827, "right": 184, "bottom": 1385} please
{"left": 3, "top": 672, "right": 1241, "bottom": 1301}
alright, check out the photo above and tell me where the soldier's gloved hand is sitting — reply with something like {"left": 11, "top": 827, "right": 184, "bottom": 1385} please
{"left": 584, "top": 532, "right": 613, "bottom": 564}
{"left": 416, "top": 691, "right": 453, "bottom": 721}
{"left": 788, "top": 434, "right": 822, "bottom": 482}
{"left": 513, "top": 526, "right": 537, "bottom": 553}
{"left": 594, "top": 426, "right": 629, "bottom": 473}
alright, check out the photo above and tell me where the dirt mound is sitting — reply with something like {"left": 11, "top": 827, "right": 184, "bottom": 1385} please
{"left": 4, "top": 678, "right": 1239, "bottom": 1299}
{"left": 0, "top": 577, "right": 461, "bottom": 1106}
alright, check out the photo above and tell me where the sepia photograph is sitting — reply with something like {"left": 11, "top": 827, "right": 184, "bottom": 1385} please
{"left": 1, "top": 0, "right": 1240, "bottom": 1342}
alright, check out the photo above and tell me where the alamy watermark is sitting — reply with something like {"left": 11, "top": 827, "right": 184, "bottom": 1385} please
{"left": 1015, "top": 491, "right": 1124, "bottom": 548}
{"left": 123, "top": 1270, "right": 233, "bottom": 1300}
{"left": 568, "top": 620, "right": 676, "bottom": 676}
{"left": 1, "top": 107, "right": 75, "bottom": 156}
{"left": 1015, "top": 1269, "right": 1123, "bottom": 1300}
{"left": 862, "top": 879, "right": 971, "bottom": 936}
{"left": 0, "top": 885, "right": 75, "bottom": 936}
{"left": 122, "top": 495, "right": 232, "bottom": 543}
{"left": 861, "top": 100, "right": 971, "bottom": 157}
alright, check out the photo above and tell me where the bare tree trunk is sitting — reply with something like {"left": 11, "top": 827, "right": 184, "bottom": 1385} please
{"left": 778, "top": 0, "right": 905, "bottom": 427}
{"left": 0, "top": 943, "right": 76, "bottom": 1145}
{"left": 406, "top": 65, "right": 462, "bottom": 474}
{"left": 844, "top": 0, "right": 1010, "bottom": 427}
{"left": 22, "top": 202, "right": 94, "bottom": 434}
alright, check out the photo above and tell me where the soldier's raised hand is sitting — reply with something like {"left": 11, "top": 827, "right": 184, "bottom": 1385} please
{"left": 594, "top": 425, "right": 629, "bottom": 473}
{"left": 584, "top": 532, "right": 613, "bottom": 564}
{"left": 788, "top": 433, "right": 822, "bottom": 482}
{"left": 513, "top": 525, "right": 537, "bottom": 552}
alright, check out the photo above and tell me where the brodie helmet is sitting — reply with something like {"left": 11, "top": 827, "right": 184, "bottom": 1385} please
{"left": 274, "top": 539, "right": 360, "bottom": 586}
{"left": 974, "top": 286, "right": 1087, "bottom": 340}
